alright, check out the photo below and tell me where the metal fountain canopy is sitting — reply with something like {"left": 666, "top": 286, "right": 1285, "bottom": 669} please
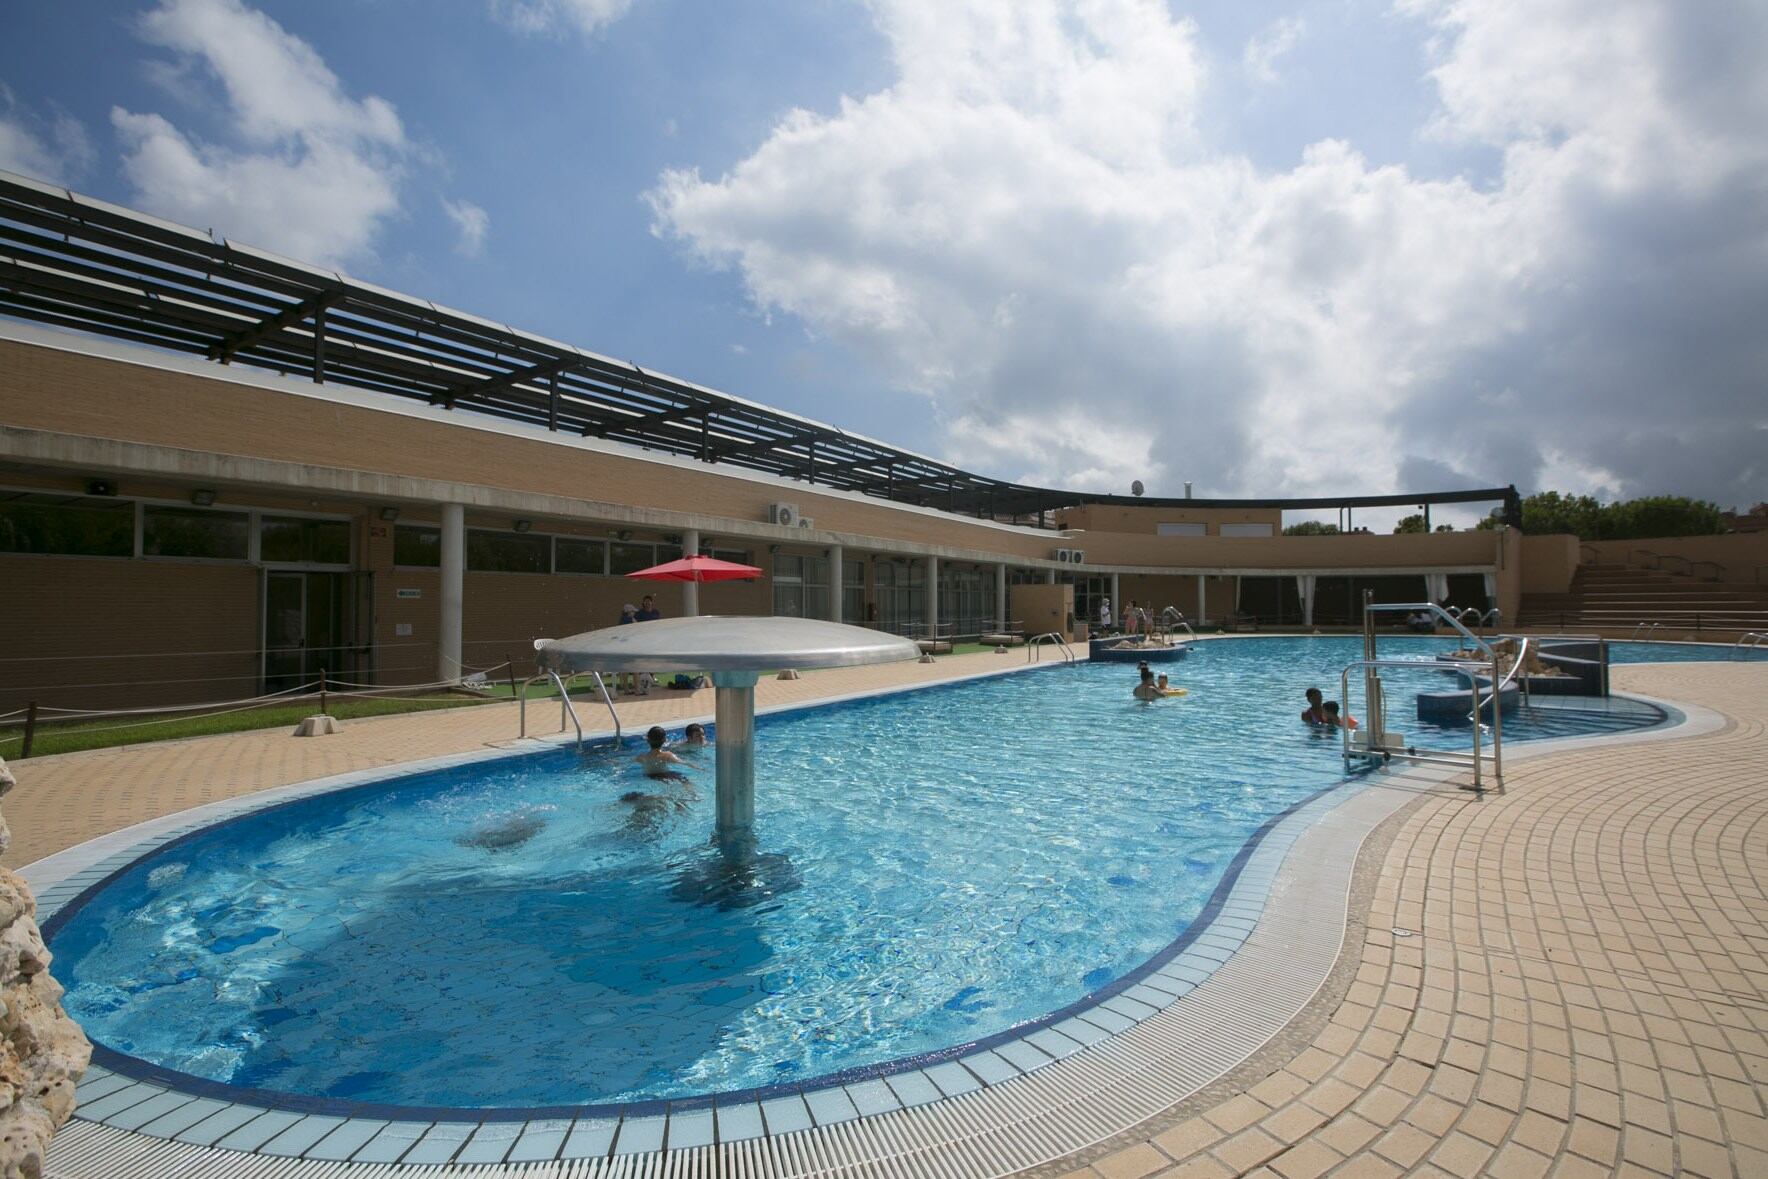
{"left": 536, "top": 616, "right": 920, "bottom": 846}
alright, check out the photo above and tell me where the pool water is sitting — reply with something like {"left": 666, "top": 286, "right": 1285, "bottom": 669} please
{"left": 1611, "top": 640, "right": 1767, "bottom": 663}
{"left": 48, "top": 636, "right": 1667, "bottom": 1111}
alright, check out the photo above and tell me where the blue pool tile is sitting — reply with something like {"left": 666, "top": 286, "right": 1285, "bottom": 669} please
{"left": 1076, "top": 1006, "right": 1135, "bottom": 1035}
{"left": 1052, "top": 1016, "right": 1110, "bottom": 1046}
{"left": 613, "top": 1115, "right": 665, "bottom": 1155}
{"left": 399, "top": 1121, "right": 475, "bottom": 1166}
{"left": 76, "top": 1083, "right": 167, "bottom": 1122}
{"left": 1026, "top": 1027, "right": 1085, "bottom": 1059}
{"left": 559, "top": 1118, "right": 618, "bottom": 1160}
{"left": 72, "top": 1071, "right": 127, "bottom": 1102}
{"left": 217, "top": 1110, "right": 305, "bottom": 1152}
{"left": 1148, "top": 971, "right": 1198, "bottom": 999}
{"left": 803, "top": 1086, "right": 860, "bottom": 1126}
{"left": 302, "top": 1118, "right": 387, "bottom": 1161}
{"left": 958, "top": 1050, "right": 1020, "bottom": 1086}
{"left": 924, "top": 1060, "right": 984, "bottom": 1097}
{"left": 884, "top": 1070, "right": 943, "bottom": 1108}
{"left": 1101, "top": 994, "right": 1159, "bottom": 1023}
{"left": 668, "top": 1107, "right": 716, "bottom": 1148}
{"left": 759, "top": 1094, "right": 813, "bottom": 1134}
{"left": 844, "top": 1078, "right": 902, "bottom": 1117}
{"left": 714, "top": 1100, "right": 766, "bottom": 1142}
{"left": 995, "top": 1039, "right": 1053, "bottom": 1074}
{"left": 260, "top": 1115, "right": 347, "bottom": 1157}
{"left": 172, "top": 1104, "right": 271, "bottom": 1146}
{"left": 137, "top": 1097, "right": 233, "bottom": 1140}
{"left": 103, "top": 1092, "right": 195, "bottom": 1132}
{"left": 506, "top": 1119, "right": 571, "bottom": 1163}
{"left": 348, "top": 1121, "right": 430, "bottom": 1164}
{"left": 1126, "top": 983, "right": 1177, "bottom": 1009}
{"left": 454, "top": 1121, "right": 523, "bottom": 1165}
{"left": 1164, "top": 961, "right": 1214, "bottom": 985}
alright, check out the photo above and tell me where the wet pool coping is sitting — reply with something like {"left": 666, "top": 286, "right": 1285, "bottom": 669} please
{"left": 32, "top": 679, "right": 1716, "bottom": 1177}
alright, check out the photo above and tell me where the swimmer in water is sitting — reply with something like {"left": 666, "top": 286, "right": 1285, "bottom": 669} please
{"left": 1323, "top": 700, "right": 1359, "bottom": 730}
{"left": 634, "top": 725, "right": 692, "bottom": 780}
{"left": 681, "top": 722, "right": 709, "bottom": 747}
{"left": 1133, "top": 664, "right": 1162, "bottom": 701}
{"left": 457, "top": 812, "right": 546, "bottom": 851}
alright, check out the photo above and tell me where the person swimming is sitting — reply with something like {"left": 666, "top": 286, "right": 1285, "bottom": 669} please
{"left": 634, "top": 725, "right": 694, "bottom": 781}
{"left": 1323, "top": 700, "right": 1359, "bottom": 730}
{"left": 681, "top": 722, "right": 709, "bottom": 747}
{"left": 456, "top": 811, "right": 547, "bottom": 851}
{"left": 1302, "top": 687, "right": 1329, "bottom": 726}
{"left": 1133, "top": 663, "right": 1162, "bottom": 701}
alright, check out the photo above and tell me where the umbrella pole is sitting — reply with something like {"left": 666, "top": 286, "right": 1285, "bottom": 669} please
{"left": 711, "top": 670, "right": 758, "bottom": 849}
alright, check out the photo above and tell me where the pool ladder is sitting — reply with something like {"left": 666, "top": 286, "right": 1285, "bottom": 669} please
{"left": 1027, "top": 632, "right": 1077, "bottom": 664}
{"left": 1734, "top": 632, "right": 1768, "bottom": 658}
{"left": 517, "top": 669, "right": 620, "bottom": 746}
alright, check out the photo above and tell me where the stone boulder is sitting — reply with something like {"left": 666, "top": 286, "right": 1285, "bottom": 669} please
{"left": 0, "top": 758, "right": 92, "bottom": 1179}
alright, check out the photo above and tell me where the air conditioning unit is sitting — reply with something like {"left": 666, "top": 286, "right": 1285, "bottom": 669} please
{"left": 797, "top": 517, "right": 815, "bottom": 530}
{"left": 769, "top": 503, "right": 799, "bottom": 528}
{"left": 1070, "top": 549, "right": 1085, "bottom": 564}
{"left": 1052, "top": 547, "right": 1074, "bottom": 563}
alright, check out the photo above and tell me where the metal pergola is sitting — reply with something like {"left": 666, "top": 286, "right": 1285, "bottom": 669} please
{"left": 0, "top": 170, "right": 1520, "bottom": 529}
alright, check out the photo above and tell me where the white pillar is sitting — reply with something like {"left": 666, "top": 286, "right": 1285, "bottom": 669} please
{"left": 1045, "top": 567, "right": 1057, "bottom": 584}
{"left": 1195, "top": 573, "right": 1207, "bottom": 624}
{"left": 925, "top": 555, "right": 940, "bottom": 638}
{"left": 438, "top": 502, "right": 464, "bottom": 683}
{"left": 995, "top": 563, "right": 1008, "bottom": 632}
{"left": 828, "top": 543, "right": 844, "bottom": 622}
{"left": 681, "top": 528, "right": 701, "bottom": 617}
{"left": 1296, "top": 574, "right": 1316, "bottom": 627}
{"left": 1110, "top": 572, "right": 1120, "bottom": 620}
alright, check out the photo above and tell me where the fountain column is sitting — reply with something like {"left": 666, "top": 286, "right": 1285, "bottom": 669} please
{"left": 712, "top": 670, "right": 759, "bottom": 844}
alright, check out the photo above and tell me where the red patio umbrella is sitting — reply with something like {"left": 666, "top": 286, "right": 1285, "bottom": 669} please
{"left": 625, "top": 554, "right": 763, "bottom": 583}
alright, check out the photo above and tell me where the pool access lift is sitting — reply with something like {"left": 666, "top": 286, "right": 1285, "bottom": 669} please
{"left": 1339, "top": 592, "right": 1526, "bottom": 792}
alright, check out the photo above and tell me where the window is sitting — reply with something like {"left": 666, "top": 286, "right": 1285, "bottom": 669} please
{"left": 393, "top": 524, "right": 440, "bottom": 567}
{"left": 710, "top": 547, "right": 752, "bottom": 566}
{"left": 143, "top": 505, "right": 249, "bottom": 560}
{"left": 0, "top": 492, "right": 133, "bottom": 557}
{"left": 260, "top": 515, "right": 350, "bottom": 564}
{"left": 467, "top": 529, "right": 548, "bottom": 573}
{"left": 843, "top": 557, "right": 865, "bottom": 624}
{"left": 555, "top": 536, "right": 607, "bottom": 575}
{"left": 1156, "top": 522, "right": 1206, "bottom": 537}
{"left": 609, "top": 541, "right": 658, "bottom": 575}
{"left": 773, "top": 553, "right": 829, "bottom": 618}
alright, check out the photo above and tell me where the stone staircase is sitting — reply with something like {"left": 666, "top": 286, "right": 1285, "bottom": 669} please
{"left": 1517, "top": 563, "right": 1768, "bottom": 634}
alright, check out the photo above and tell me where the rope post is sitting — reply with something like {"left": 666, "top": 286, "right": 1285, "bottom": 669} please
{"left": 320, "top": 669, "right": 328, "bottom": 716}
{"left": 21, "top": 701, "right": 37, "bottom": 759}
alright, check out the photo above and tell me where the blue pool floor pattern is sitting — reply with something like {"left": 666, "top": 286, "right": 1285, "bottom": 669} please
{"left": 47, "top": 774, "right": 1345, "bottom": 1164}
{"left": 35, "top": 636, "right": 1686, "bottom": 1159}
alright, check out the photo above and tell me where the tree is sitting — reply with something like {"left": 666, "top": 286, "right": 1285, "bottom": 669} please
{"left": 1283, "top": 521, "right": 1340, "bottom": 535}
{"left": 1392, "top": 514, "right": 1428, "bottom": 534}
{"left": 1474, "top": 491, "right": 1726, "bottom": 539}
{"left": 1434, "top": 524, "right": 1455, "bottom": 532}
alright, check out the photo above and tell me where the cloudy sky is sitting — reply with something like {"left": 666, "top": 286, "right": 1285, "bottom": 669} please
{"left": 2, "top": 0, "right": 1763, "bottom": 524}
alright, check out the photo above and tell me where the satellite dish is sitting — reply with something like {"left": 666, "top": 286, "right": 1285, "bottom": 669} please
{"left": 1131, "top": 480, "right": 1145, "bottom": 497}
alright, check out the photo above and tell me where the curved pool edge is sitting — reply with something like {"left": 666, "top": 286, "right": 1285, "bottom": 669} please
{"left": 37, "top": 687, "right": 1719, "bottom": 1175}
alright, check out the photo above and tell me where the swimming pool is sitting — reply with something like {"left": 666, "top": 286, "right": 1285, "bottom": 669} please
{"left": 45, "top": 636, "right": 1669, "bottom": 1115}
{"left": 1610, "top": 639, "right": 1768, "bottom": 663}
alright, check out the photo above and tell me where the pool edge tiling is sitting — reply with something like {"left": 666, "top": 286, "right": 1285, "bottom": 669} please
{"left": 32, "top": 680, "right": 1719, "bottom": 1178}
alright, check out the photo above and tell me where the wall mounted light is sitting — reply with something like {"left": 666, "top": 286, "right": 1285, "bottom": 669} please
{"left": 84, "top": 479, "right": 116, "bottom": 497}
{"left": 513, "top": 519, "right": 533, "bottom": 533}
{"left": 379, "top": 506, "right": 400, "bottom": 522}
{"left": 616, "top": 529, "right": 633, "bottom": 542}
{"left": 190, "top": 489, "right": 216, "bottom": 507}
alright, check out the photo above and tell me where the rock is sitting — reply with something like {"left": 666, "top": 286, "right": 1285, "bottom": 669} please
{"left": 0, "top": 756, "right": 92, "bottom": 1179}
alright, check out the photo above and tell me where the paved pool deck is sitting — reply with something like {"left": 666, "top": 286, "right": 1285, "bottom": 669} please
{"left": 12, "top": 651, "right": 1767, "bottom": 1177}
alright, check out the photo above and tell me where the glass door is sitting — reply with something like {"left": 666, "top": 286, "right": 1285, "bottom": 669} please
{"left": 263, "top": 571, "right": 351, "bottom": 692}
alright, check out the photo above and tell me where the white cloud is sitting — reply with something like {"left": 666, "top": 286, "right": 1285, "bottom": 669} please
{"left": 111, "top": 0, "right": 410, "bottom": 270}
{"left": 489, "top": 0, "right": 637, "bottom": 38}
{"left": 649, "top": 0, "right": 1768, "bottom": 503}
{"left": 0, "top": 85, "right": 95, "bottom": 183}
{"left": 442, "top": 197, "right": 490, "bottom": 257}
{"left": 1243, "top": 15, "right": 1305, "bottom": 84}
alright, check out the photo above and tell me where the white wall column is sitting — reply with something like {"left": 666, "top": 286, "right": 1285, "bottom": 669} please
{"left": 681, "top": 528, "right": 701, "bottom": 616}
{"left": 1110, "top": 572, "right": 1120, "bottom": 621}
{"left": 925, "top": 555, "right": 940, "bottom": 638}
{"left": 996, "top": 563, "right": 1008, "bottom": 632}
{"left": 828, "top": 543, "right": 844, "bottom": 622}
{"left": 1045, "top": 567, "right": 1057, "bottom": 584}
{"left": 1296, "top": 574, "right": 1316, "bottom": 627}
{"left": 438, "top": 502, "right": 464, "bottom": 683}
{"left": 1195, "top": 573, "right": 1207, "bottom": 624}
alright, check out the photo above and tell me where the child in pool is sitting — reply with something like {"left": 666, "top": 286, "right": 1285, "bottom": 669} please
{"left": 1323, "top": 701, "right": 1358, "bottom": 730}
{"left": 681, "top": 722, "right": 709, "bottom": 747}
{"left": 634, "top": 725, "right": 694, "bottom": 781}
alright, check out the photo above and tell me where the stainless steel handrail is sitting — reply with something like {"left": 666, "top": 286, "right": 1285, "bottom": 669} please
{"left": 1365, "top": 602, "right": 1494, "bottom": 656}
{"left": 551, "top": 671, "right": 583, "bottom": 746}
{"left": 1630, "top": 621, "right": 1662, "bottom": 640}
{"left": 1159, "top": 606, "right": 1199, "bottom": 641}
{"left": 1338, "top": 655, "right": 1501, "bottom": 790}
{"left": 516, "top": 669, "right": 619, "bottom": 744}
{"left": 1027, "top": 631, "right": 1076, "bottom": 663}
{"left": 1734, "top": 632, "right": 1768, "bottom": 657}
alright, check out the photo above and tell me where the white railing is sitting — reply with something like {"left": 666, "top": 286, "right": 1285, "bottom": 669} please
{"left": 1734, "top": 632, "right": 1768, "bottom": 658}
{"left": 1027, "top": 632, "right": 1077, "bottom": 664}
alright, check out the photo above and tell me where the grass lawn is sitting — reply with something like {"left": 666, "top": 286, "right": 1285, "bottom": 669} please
{"left": 0, "top": 692, "right": 491, "bottom": 759}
